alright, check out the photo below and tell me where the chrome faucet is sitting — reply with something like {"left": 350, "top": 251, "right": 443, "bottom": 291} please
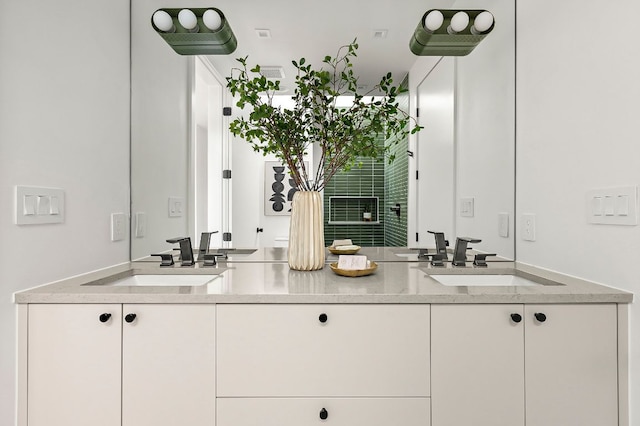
{"left": 166, "top": 237, "right": 195, "bottom": 266}
{"left": 452, "top": 237, "right": 481, "bottom": 266}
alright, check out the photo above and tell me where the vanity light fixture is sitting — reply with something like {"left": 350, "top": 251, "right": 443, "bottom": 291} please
{"left": 409, "top": 9, "right": 495, "bottom": 56}
{"left": 151, "top": 7, "right": 237, "bottom": 55}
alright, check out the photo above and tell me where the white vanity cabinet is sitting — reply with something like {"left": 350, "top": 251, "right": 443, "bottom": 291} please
{"left": 27, "top": 304, "right": 122, "bottom": 426}
{"left": 431, "top": 303, "right": 619, "bottom": 426}
{"left": 216, "top": 304, "right": 431, "bottom": 426}
{"left": 25, "top": 304, "right": 216, "bottom": 426}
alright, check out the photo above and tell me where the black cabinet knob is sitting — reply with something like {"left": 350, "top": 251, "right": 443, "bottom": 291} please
{"left": 534, "top": 312, "right": 547, "bottom": 323}
{"left": 510, "top": 313, "right": 522, "bottom": 323}
{"left": 318, "top": 313, "right": 328, "bottom": 323}
{"left": 124, "top": 313, "right": 137, "bottom": 323}
{"left": 319, "top": 408, "right": 328, "bottom": 420}
{"left": 99, "top": 313, "right": 112, "bottom": 323}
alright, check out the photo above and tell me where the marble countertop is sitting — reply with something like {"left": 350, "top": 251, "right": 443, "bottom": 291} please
{"left": 14, "top": 247, "right": 633, "bottom": 304}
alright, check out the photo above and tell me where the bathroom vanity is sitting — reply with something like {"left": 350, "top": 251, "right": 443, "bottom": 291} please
{"left": 14, "top": 248, "right": 632, "bottom": 426}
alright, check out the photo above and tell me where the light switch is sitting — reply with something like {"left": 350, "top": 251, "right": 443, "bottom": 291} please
{"left": 168, "top": 197, "right": 185, "bottom": 218}
{"left": 15, "top": 186, "right": 65, "bottom": 225}
{"left": 604, "top": 196, "right": 615, "bottom": 216}
{"left": 587, "top": 186, "right": 638, "bottom": 226}
{"left": 460, "top": 198, "right": 474, "bottom": 218}
{"left": 23, "top": 195, "right": 36, "bottom": 215}
{"left": 37, "top": 196, "right": 51, "bottom": 215}
{"left": 50, "top": 196, "right": 60, "bottom": 215}
{"left": 498, "top": 213, "right": 509, "bottom": 238}
{"left": 135, "top": 212, "right": 147, "bottom": 238}
{"left": 616, "top": 195, "right": 629, "bottom": 216}
{"left": 591, "top": 197, "right": 603, "bottom": 216}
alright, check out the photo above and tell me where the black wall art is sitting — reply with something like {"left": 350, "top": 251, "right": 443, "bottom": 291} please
{"left": 264, "top": 161, "right": 306, "bottom": 216}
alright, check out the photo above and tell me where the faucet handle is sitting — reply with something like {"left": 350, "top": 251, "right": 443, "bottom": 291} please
{"left": 473, "top": 253, "right": 496, "bottom": 267}
{"left": 151, "top": 253, "right": 174, "bottom": 267}
{"left": 458, "top": 237, "right": 482, "bottom": 244}
{"left": 427, "top": 253, "right": 446, "bottom": 267}
{"left": 202, "top": 253, "right": 226, "bottom": 267}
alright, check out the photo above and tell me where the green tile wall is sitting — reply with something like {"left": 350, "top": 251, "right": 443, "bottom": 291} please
{"left": 323, "top": 138, "right": 386, "bottom": 247}
{"left": 323, "top": 84, "right": 410, "bottom": 247}
{"left": 384, "top": 87, "right": 409, "bottom": 246}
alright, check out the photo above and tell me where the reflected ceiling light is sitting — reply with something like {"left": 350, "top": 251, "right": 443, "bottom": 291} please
{"left": 151, "top": 7, "right": 237, "bottom": 55}
{"left": 255, "top": 29, "right": 272, "bottom": 39}
{"left": 409, "top": 9, "right": 495, "bottom": 56}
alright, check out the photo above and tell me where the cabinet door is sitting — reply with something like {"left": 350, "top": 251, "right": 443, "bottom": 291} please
{"left": 431, "top": 304, "right": 525, "bottom": 426}
{"left": 525, "top": 304, "right": 618, "bottom": 426}
{"left": 122, "top": 304, "right": 216, "bottom": 426}
{"left": 217, "top": 304, "right": 430, "bottom": 397}
{"left": 28, "top": 304, "right": 122, "bottom": 426}
{"left": 217, "top": 397, "right": 430, "bottom": 426}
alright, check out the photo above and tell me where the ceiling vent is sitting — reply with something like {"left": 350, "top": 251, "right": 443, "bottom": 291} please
{"left": 372, "top": 29, "right": 388, "bottom": 39}
{"left": 255, "top": 28, "right": 272, "bottom": 39}
{"left": 259, "top": 66, "right": 285, "bottom": 80}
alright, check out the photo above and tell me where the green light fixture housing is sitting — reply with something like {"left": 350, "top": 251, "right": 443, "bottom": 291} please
{"left": 151, "top": 7, "right": 237, "bottom": 55}
{"left": 410, "top": 9, "right": 495, "bottom": 56}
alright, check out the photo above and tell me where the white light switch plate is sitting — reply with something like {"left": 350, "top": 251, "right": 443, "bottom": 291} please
{"left": 498, "top": 213, "right": 509, "bottom": 238}
{"left": 135, "top": 212, "right": 147, "bottom": 238}
{"left": 460, "top": 197, "right": 474, "bottom": 217}
{"left": 15, "top": 186, "right": 65, "bottom": 225}
{"left": 587, "top": 186, "right": 638, "bottom": 225}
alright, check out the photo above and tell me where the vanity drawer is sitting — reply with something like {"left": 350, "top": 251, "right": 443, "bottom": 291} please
{"left": 216, "top": 304, "right": 430, "bottom": 397}
{"left": 217, "top": 397, "right": 431, "bottom": 426}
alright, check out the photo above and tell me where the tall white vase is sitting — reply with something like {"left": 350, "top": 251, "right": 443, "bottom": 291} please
{"left": 288, "top": 190, "right": 325, "bottom": 271}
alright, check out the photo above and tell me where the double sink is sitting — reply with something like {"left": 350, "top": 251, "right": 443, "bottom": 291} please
{"left": 89, "top": 248, "right": 552, "bottom": 288}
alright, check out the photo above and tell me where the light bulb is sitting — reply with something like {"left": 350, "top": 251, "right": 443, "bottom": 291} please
{"left": 423, "top": 10, "right": 444, "bottom": 32}
{"left": 472, "top": 11, "right": 494, "bottom": 34}
{"left": 203, "top": 9, "right": 223, "bottom": 31}
{"left": 152, "top": 10, "right": 174, "bottom": 33}
{"left": 448, "top": 11, "right": 469, "bottom": 33}
{"left": 178, "top": 9, "right": 198, "bottom": 31}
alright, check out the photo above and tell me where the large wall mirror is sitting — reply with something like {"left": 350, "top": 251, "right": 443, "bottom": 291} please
{"left": 131, "top": 0, "right": 515, "bottom": 260}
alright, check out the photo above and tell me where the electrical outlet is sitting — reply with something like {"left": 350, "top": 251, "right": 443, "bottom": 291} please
{"left": 111, "top": 213, "right": 127, "bottom": 242}
{"left": 522, "top": 214, "right": 536, "bottom": 241}
{"left": 168, "top": 197, "right": 184, "bottom": 218}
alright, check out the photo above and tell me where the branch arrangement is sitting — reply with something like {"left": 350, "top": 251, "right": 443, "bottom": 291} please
{"left": 226, "top": 40, "right": 422, "bottom": 192}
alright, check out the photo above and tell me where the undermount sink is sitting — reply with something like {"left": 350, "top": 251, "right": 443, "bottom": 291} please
{"left": 215, "top": 248, "right": 257, "bottom": 255}
{"left": 429, "top": 274, "right": 542, "bottom": 287}
{"left": 101, "top": 274, "right": 222, "bottom": 287}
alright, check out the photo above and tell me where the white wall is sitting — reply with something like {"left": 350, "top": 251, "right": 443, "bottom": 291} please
{"left": 0, "top": 0, "right": 130, "bottom": 424}
{"left": 517, "top": 0, "right": 640, "bottom": 421}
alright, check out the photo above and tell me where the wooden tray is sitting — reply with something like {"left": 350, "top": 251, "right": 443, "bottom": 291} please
{"left": 329, "top": 261, "right": 378, "bottom": 277}
{"left": 328, "top": 245, "right": 361, "bottom": 255}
